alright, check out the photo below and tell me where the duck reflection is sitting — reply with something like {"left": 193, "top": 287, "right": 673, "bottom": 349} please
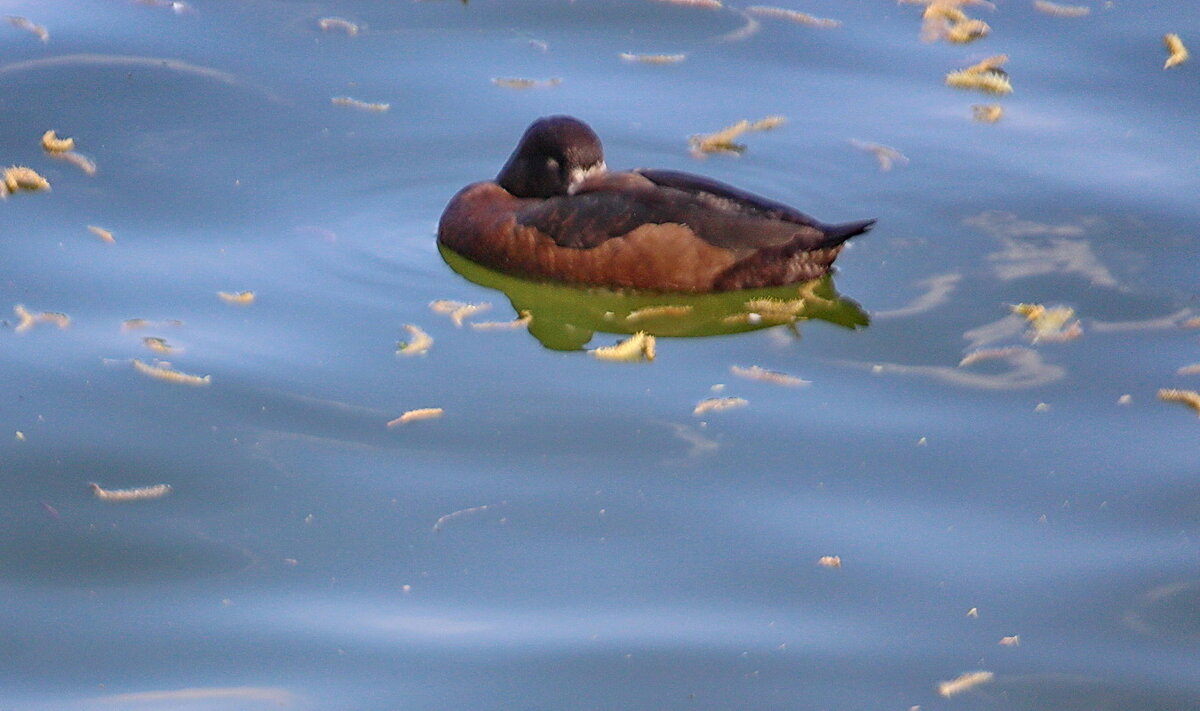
{"left": 439, "top": 244, "right": 868, "bottom": 351}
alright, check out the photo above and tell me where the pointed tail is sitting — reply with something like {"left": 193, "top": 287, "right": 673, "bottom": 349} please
{"left": 821, "top": 218, "right": 875, "bottom": 248}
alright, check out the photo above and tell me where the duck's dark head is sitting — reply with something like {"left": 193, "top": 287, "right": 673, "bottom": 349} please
{"left": 496, "top": 116, "right": 606, "bottom": 199}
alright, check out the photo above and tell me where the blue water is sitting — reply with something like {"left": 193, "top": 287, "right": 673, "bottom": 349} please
{"left": 2, "top": 1, "right": 1199, "bottom": 708}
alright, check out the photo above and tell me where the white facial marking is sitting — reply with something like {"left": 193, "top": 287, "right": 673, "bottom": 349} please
{"left": 567, "top": 162, "right": 607, "bottom": 194}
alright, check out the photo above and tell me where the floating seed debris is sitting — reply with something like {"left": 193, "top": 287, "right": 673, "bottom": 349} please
{"left": 731, "top": 365, "right": 809, "bottom": 386}
{"left": 142, "top": 337, "right": 179, "bottom": 354}
{"left": 693, "top": 396, "right": 748, "bottom": 415}
{"left": 743, "top": 296, "right": 806, "bottom": 319}
{"left": 1164, "top": 34, "right": 1189, "bottom": 69}
{"left": 396, "top": 324, "right": 433, "bottom": 355}
{"left": 387, "top": 408, "right": 444, "bottom": 427}
{"left": 41, "top": 130, "right": 74, "bottom": 152}
{"left": 470, "top": 311, "right": 533, "bottom": 331}
{"left": 122, "top": 318, "right": 183, "bottom": 331}
{"left": 972, "top": 104, "right": 1004, "bottom": 122}
{"left": 317, "top": 17, "right": 360, "bottom": 35}
{"left": 492, "top": 77, "right": 562, "bottom": 89}
{"left": 4, "top": 166, "right": 50, "bottom": 194}
{"left": 430, "top": 300, "right": 492, "bottom": 327}
{"left": 49, "top": 151, "right": 97, "bottom": 176}
{"left": 13, "top": 305, "right": 70, "bottom": 333}
{"left": 745, "top": 6, "right": 840, "bottom": 28}
{"left": 433, "top": 501, "right": 505, "bottom": 533}
{"left": 619, "top": 52, "right": 687, "bottom": 64}
{"left": 88, "top": 225, "right": 115, "bottom": 243}
{"left": 1158, "top": 388, "right": 1200, "bottom": 416}
{"left": 218, "top": 291, "right": 255, "bottom": 305}
{"left": 1011, "top": 302, "right": 1081, "bottom": 342}
{"left": 132, "top": 359, "right": 210, "bottom": 386}
{"left": 591, "top": 332, "right": 656, "bottom": 362}
{"left": 90, "top": 482, "right": 171, "bottom": 501}
{"left": 1033, "top": 0, "right": 1090, "bottom": 17}
{"left": 938, "top": 671, "right": 994, "bottom": 698}
{"left": 958, "top": 346, "right": 1029, "bottom": 367}
{"left": 689, "top": 116, "right": 785, "bottom": 157}
{"left": 946, "top": 54, "right": 1012, "bottom": 94}
{"left": 650, "top": 0, "right": 723, "bottom": 8}
{"left": 626, "top": 305, "right": 694, "bottom": 322}
{"left": 331, "top": 96, "right": 389, "bottom": 112}
{"left": 5, "top": 15, "right": 48, "bottom": 42}
{"left": 945, "top": 18, "right": 989, "bottom": 43}
{"left": 850, "top": 139, "right": 908, "bottom": 171}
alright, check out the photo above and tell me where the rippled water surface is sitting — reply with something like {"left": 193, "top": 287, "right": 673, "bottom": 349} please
{"left": 2, "top": 1, "right": 1199, "bottom": 708}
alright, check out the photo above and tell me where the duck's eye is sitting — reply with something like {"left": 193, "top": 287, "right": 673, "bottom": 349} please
{"left": 545, "top": 157, "right": 559, "bottom": 173}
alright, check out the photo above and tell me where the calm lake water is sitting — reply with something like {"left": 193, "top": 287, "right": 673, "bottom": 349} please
{"left": 2, "top": 1, "right": 1198, "bottom": 708}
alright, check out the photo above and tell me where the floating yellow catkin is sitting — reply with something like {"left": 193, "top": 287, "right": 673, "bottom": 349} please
{"left": 218, "top": 291, "right": 255, "bottom": 305}
{"left": 966, "top": 54, "right": 1009, "bottom": 74}
{"left": 4, "top": 166, "right": 50, "bottom": 193}
{"left": 1011, "top": 302, "right": 1081, "bottom": 342}
{"left": 744, "top": 297, "right": 807, "bottom": 319}
{"left": 5, "top": 15, "right": 48, "bottom": 42}
{"left": 937, "top": 671, "right": 994, "bottom": 698}
{"left": 849, "top": 139, "right": 909, "bottom": 171}
{"left": 689, "top": 116, "right": 786, "bottom": 156}
{"left": 946, "top": 69, "right": 1012, "bottom": 94}
{"left": 1164, "top": 34, "right": 1189, "bottom": 69}
{"left": 730, "top": 365, "right": 809, "bottom": 386}
{"left": 13, "top": 304, "right": 70, "bottom": 333}
{"left": 946, "top": 54, "right": 1013, "bottom": 94}
{"left": 998, "top": 635, "right": 1021, "bottom": 646}
{"left": 429, "top": 299, "right": 465, "bottom": 314}
{"left": 972, "top": 104, "right": 1004, "bottom": 122}
{"left": 625, "top": 305, "right": 694, "bottom": 322}
{"left": 450, "top": 303, "right": 490, "bottom": 327}
{"left": 429, "top": 300, "right": 492, "bottom": 327}
{"left": 590, "top": 332, "right": 656, "bottom": 362}
{"left": 1033, "top": 0, "right": 1090, "bottom": 17}
{"left": 432, "top": 501, "right": 506, "bottom": 532}
{"left": 958, "top": 346, "right": 1029, "bottom": 367}
{"left": 470, "top": 311, "right": 533, "bottom": 331}
{"left": 817, "top": 555, "right": 842, "bottom": 568}
{"left": 1158, "top": 388, "right": 1200, "bottom": 416}
{"left": 386, "top": 408, "right": 444, "bottom": 427}
{"left": 141, "top": 337, "right": 179, "bottom": 354}
{"left": 88, "top": 225, "right": 115, "bottom": 243}
{"left": 649, "top": 0, "right": 723, "bottom": 8}
{"left": 41, "top": 129, "right": 74, "bottom": 152}
{"left": 132, "top": 359, "right": 211, "bottom": 386}
{"left": 396, "top": 324, "right": 433, "bottom": 355}
{"left": 122, "top": 318, "right": 184, "bottom": 331}
{"left": 491, "top": 77, "right": 562, "bottom": 89}
{"left": 317, "top": 17, "right": 360, "bottom": 35}
{"left": 693, "top": 396, "right": 748, "bottom": 415}
{"left": 745, "top": 6, "right": 841, "bottom": 28}
{"left": 90, "top": 482, "right": 172, "bottom": 501}
{"left": 619, "top": 53, "right": 687, "bottom": 64}
{"left": 945, "top": 18, "right": 990, "bottom": 43}
{"left": 331, "top": 96, "right": 390, "bottom": 112}
{"left": 48, "top": 151, "right": 97, "bottom": 176}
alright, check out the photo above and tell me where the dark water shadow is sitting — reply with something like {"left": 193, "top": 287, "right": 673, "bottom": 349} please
{"left": 439, "top": 244, "right": 868, "bottom": 350}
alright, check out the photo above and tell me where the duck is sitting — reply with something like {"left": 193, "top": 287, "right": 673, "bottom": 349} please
{"left": 438, "top": 116, "right": 874, "bottom": 293}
